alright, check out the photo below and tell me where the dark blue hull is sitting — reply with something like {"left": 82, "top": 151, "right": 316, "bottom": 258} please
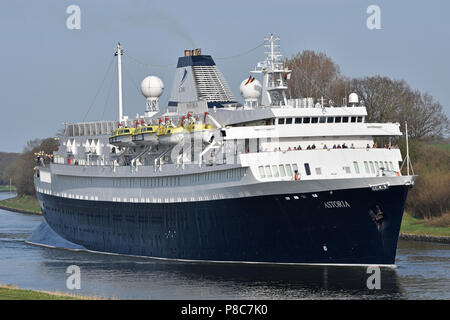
{"left": 37, "top": 185, "right": 410, "bottom": 264}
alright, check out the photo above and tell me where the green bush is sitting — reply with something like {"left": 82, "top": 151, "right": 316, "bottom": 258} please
{"left": 405, "top": 143, "right": 450, "bottom": 219}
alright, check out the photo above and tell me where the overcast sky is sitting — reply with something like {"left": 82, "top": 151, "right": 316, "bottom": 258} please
{"left": 1, "top": 0, "right": 449, "bottom": 152}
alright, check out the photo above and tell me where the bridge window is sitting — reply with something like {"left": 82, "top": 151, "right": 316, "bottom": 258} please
{"left": 311, "top": 117, "right": 318, "bottom": 123}
{"left": 295, "top": 117, "right": 302, "bottom": 124}
{"left": 342, "top": 117, "right": 349, "bottom": 123}
{"left": 327, "top": 117, "right": 334, "bottom": 123}
{"left": 357, "top": 116, "right": 363, "bottom": 123}
{"left": 303, "top": 117, "right": 311, "bottom": 124}
{"left": 286, "top": 118, "right": 293, "bottom": 124}
{"left": 319, "top": 117, "right": 326, "bottom": 123}
{"left": 351, "top": 116, "right": 357, "bottom": 123}
{"left": 278, "top": 118, "right": 285, "bottom": 125}
{"left": 335, "top": 117, "right": 342, "bottom": 123}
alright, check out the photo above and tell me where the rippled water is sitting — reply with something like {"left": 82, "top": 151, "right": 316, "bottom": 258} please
{"left": 0, "top": 192, "right": 448, "bottom": 299}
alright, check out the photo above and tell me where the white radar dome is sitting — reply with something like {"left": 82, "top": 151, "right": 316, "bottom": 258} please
{"left": 348, "top": 93, "right": 359, "bottom": 104}
{"left": 141, "top": 76, "right": 164, "bottom": 98}
{"left": 240, "top": 77, "right": 262, "bottom": 99}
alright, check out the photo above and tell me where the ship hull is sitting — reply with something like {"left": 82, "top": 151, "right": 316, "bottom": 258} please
{"left": 36, "top": 185, "right": 410, "bottom": 265}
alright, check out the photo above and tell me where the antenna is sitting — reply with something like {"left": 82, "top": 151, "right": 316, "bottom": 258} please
{"left": 115, "top": 43, "right": 124, "bottom": 122}
{"left": 401, "top": 121, "right": 414, "bottom": 175}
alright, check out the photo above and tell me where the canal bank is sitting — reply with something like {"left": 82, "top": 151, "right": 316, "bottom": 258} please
{"left": 0, "top": 284, "right": 108, "bottom": 300}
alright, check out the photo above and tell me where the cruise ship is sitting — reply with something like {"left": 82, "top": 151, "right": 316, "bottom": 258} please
{"left": 33, "top": 35, "right": 416, "bottom": 265}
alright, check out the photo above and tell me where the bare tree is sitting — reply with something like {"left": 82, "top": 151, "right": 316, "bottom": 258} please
{"left": 351, "top": 76, "right": 449, "bottom": 140}
{"left": 285, "top": 50, "right": 343, "bottom": 103}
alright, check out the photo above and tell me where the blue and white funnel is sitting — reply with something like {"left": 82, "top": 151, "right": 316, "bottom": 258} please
{"left": 168, "top": 49, "right": 236, "bottom": 108}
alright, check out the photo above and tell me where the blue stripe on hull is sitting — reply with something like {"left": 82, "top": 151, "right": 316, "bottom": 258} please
{"left": 36, "top": 185, "right": 410, "bottom": 264}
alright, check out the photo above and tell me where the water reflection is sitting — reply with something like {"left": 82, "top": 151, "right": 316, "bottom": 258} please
{"left": 33, "top": 246, "right": 404, "bottom": 299}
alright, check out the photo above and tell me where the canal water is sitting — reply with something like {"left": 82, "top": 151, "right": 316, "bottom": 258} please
{"left": 0, "top": 193, "right": 448, "bottom": 299}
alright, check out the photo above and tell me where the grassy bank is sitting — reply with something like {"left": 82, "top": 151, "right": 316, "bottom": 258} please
{"left": 0, "top": 195, "right": 41, "bottom": 214}
{"left": 0, "top": 284, "right": 107, "bottom": 300}
{"left": 0, "top": 185, "right": 15, "bottom": 192}
{"left": 400, "top": 212, "right": 450, "bottom": 237}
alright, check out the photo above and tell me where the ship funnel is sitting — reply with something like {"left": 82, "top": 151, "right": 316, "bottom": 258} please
{"left": 168, "top": 50, "right": 236, "bottom": 111}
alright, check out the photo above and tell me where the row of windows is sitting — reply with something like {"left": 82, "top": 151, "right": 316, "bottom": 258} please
{"left": 361, "top": 160, "right": 394, "bottom": 174}
{"left": 258, "top": 160, "right": 395, "bottom": 179}
{"left": 258, "top": 163, "right": 303, "bottom": 179}
{"left": 278, "top": 116, "right": 364, "bottom": 125}
{"left": 111, "top": 167, "right": 247, "bottom": 188}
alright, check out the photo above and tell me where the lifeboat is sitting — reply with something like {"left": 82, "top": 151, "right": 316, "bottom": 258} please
{"left": 157, "top": 120, "right": 185, "bottom": 146}
{"left": 132, "top": 125, "right": 159, "bottom": 146}
{"left": 109, "top": 127, "right": 136, "bottom": 147}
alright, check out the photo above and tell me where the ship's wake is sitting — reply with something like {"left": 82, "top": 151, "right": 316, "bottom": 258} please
{"left": 26, "top": 221, "right": 86, "bottom": 251}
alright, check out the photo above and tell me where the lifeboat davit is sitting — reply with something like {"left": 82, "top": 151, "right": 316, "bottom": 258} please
{"left": 186, "top": 123, "right": 214, "bottom": 143}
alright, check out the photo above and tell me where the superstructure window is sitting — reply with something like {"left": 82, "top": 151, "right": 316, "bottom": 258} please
{"left": 353, "top": 161, "right": 360, "bottom": 174}
{"left": 389, "top": 161, "right": 394, "bottom": 170}
{"left": 369, "top": 161, "right": 375, "bottom": 174}
{"left": 304, "top": 163, "right": 311, "bottom": 176}
{"left": 342, "top": 117, "right": 349, "bottom": 123}
{"left": 286, "top": 118, "right": 293, "bottom": 124}
{"left": 357, "top": 116, "right": 363, "bottom": 123}
{"left": 279, "top": 165, "right": 286, "bottom": 177}
{"left": 285, "top": 164, "right": 293, "bottom": 177}
{"left": 335, "top": 117, "right": 342, "bottom": 123}
{"left": 292, "top": 163, "right": 299, "bottom": 173}
{"left": 311, "top": 117, "right": 318, "bottom": 123}
{"left": 374, "top": 162, "right": 380, "bottom": 171}
{"left": 343, "top": 166, "right": 351, "bottom": 174}
{"left": 327, "top": 117, "right": 334, "bottom": 123}
{"left": 265, "top": 165, "right": 272, "bottom": 178}
{"left": 315, "top": 168, "right": 322, "bottom": 175}
{"left": 278, "top": 118, "right": 285, "bottom": 125}
{"left": 272, "top": 165, "right": 280, "bottom": 177}
{"left": 364, "top": 161, "right": 370, "bottom": 174}
{"left": 295, "top": 117, "right": 302, "bottom": 124}
{"left": 351, "top": 117, "right": 356, "bottom": 123}
{"left": 258, "top": 166, "right": 265, "bottom": 178}
{"left": 303, "top": 117, "right": 311, "bottom": 124}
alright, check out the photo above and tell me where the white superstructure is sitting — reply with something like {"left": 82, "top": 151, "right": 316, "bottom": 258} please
{"left": 36, "top": 34, "right": 414, "bottom": 204}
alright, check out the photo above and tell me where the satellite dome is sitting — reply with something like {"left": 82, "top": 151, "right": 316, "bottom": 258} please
{"left": 240, "top": 77, "right": 262, "bottom": 99}
{"left": 141, "top": 76, "right": 164, "bottom": 98}
{"left": 348, "top": 93, "right": 359, "bottom": 104}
